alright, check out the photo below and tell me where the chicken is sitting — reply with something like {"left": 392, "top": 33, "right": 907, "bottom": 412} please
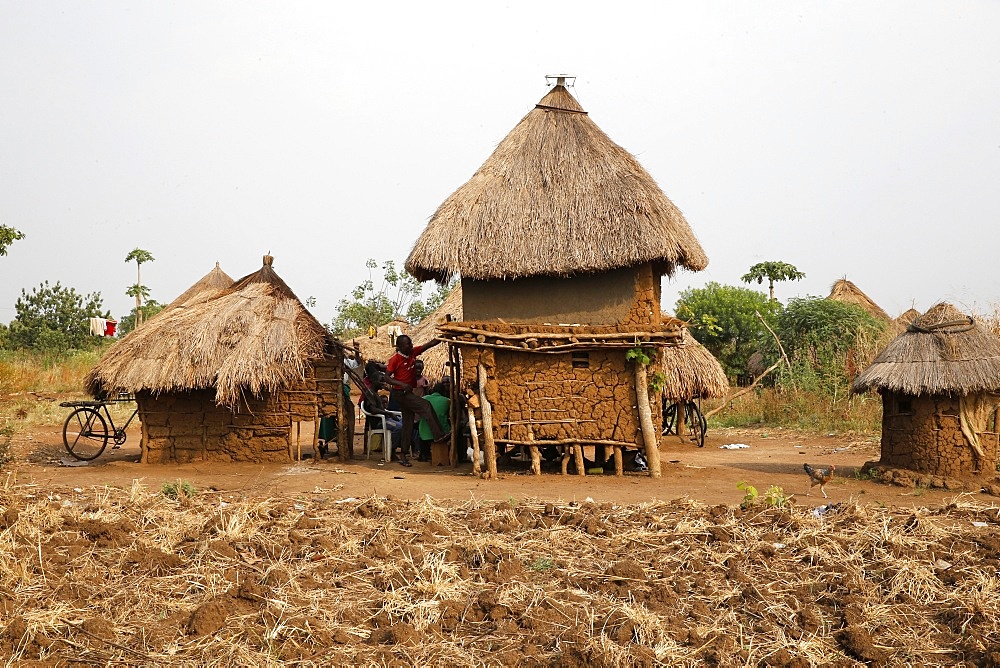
{"left": 804, "top": 463, "right": 835, "bottom": 498}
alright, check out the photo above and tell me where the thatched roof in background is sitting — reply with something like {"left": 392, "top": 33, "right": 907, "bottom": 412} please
{"left": 827, "top": 279, "right": 891, "bottom": 322}
{"left": 658, "top": 321, "right": 729, "bottom": 401}
{"left": 86, "top": 256, "right": 337, "bottom": 407}
{"left": 852, "top": 302, "right": 1000, "bottom": 396}
{"left": 160, "top": 262, "right": 234, "bottom": 314}
{"left": 405, "top": 83, "right": 708, "bottom": 282}
{"left": 896, "top": 308, "right": 920, "bottom": 327}
{"left": 349, "top": 320, "right": 409, "bottom": 367}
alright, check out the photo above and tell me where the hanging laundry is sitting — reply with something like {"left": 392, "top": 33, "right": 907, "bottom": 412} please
{"left": 104, "top": 319, "right": 117, "bottom": 337}
{"left": 89, "top": 317, "right": 106, "bottom": 336}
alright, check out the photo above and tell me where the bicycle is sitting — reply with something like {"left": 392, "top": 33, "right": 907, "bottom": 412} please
{"left": 59, "top": 394, "right": 139, "bottom": 461}
{"left": 662, "top": 396, "right": 707, "bottom": 448}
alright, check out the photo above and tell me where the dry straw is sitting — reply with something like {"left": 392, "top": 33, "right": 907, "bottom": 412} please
{"left": 658, "top": 324, "right": 729, "bottom": 402}
{"left": 827, "top": 278, "right": 892, "bottom": 323}
{"left": 3, "top": 477, "right": 1000, "bottom": 665}
{"left": 405, "top": 84, "right": 708, "bottom": 283}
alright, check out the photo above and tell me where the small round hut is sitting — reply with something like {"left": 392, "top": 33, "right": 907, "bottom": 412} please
{"left": 659, "top": 325, "right": 729, "bottom": 404}
{"left": 86, "top": 255, "right": 345, "bottom": 464}
{"left": 827, "top": 278, "right": 891, "bottom": 324}
{"left": 852, "top": 303, "right": 1000, "bottom": 477}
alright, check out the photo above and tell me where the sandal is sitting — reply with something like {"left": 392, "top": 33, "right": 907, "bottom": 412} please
{"left": 398, "top": 458, "right": 413, "bottom": 467}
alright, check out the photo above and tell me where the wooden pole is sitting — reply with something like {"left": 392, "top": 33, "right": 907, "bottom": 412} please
{"left": 613, "top": 446, "right": 623, "bottom": 476}
{"left": 573, "top": 444, "right": 586, "bottom": 476}
{"left": 477, "top": 363, "right": 498, "bottom": 479}
{"left": 560, "top": 447, "right": 570, "bottom": 475}
{"left": 635, "top": 362, "right": 662, "bottom": 478}
{"left": 336, "top": 371, "right": 349, "bottom": 463}
{"left": 675, "top": 400, "right": 687, "bottom": 437}
{"left": 466, "top": 403, "right": 482, "bottom": 477}
{"left": 529, "top": 445, "right": 541, "bottom": 475}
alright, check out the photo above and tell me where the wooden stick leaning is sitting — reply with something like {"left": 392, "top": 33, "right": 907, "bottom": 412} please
{"left": 635, "top": 362, "right": 662, "bottom": 478}
{"left": 467, "top": 403, "right": 482, "bottom": 477}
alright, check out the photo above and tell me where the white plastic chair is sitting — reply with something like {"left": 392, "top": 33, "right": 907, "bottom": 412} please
{"left": 359, "top": 400, "right": 401, "bottom": 463}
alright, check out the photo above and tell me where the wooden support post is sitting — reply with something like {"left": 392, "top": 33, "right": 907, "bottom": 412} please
{"left": 449, "top": 343, "right": 459, "bottom": 466}
{"left": 560, "top": 447, "right": 570, "bottom": 475}
{"left": 613, "top": 446, "right": 624, "bottom": 476}
{"left": 573, "top": 444, "right": 585, "bottom": 476}
{"left": 336, "top": 372, "right": 349, "bottom": 463}
{"left": 477, "top": 363, "right": 498, "bottom": 479}
{"left": 530, "top": 445, "right": 541, "bottom": 475}
{"left": 675, "top": 401, "right": 687, "bottom": 437}
{"left": 467, "top": 403, "right": 482, "bottom": 477}
{"left": 296, "top": 421, "right": 302, "bottom": 462}
{"left": 635, "top": 362, "right": 662, "bottom": 478}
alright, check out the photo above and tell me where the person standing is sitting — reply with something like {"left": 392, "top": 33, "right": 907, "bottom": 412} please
{"left": 385, "top": 335, "right": 448, "bottom": 465}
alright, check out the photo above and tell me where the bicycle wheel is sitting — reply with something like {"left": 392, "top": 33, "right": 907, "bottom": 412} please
{"left": 686, "top": 402, "right": 707, "bottom": 448}
{"left": 63, "top": 408, "right": 109, "bottom": 460}
{"left": 661, "top": 401, "right": 678, "bottom": 436}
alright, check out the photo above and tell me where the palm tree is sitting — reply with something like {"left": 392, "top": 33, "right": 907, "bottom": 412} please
{"left": 125, "top": 248, "right": 155, "bottom": 327}
{"left": 741, "top": 261, "right": 805, "bottom": 301}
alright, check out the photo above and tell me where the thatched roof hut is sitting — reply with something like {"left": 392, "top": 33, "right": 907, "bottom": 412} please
{"left": 853, "top": 303, "right": 1000, "bottom": 396}
{"left": 405, "top": 81, "right": 707, "bottom": 283}
{"left": 658, "top": 324, "right": 729, "bottom": 401}
{"left": 87, "top": 255, "right": 337, "bottom": 408}
{"left": 827, "top": 279, "right": 890, "bottom": 323}
{"left": 351, "top": 319, "right": 409, "bottom": 366}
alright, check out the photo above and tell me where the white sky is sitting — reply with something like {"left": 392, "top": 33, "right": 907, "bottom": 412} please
{"left": 1, "top": 2, "right": 998, "bottom": 326}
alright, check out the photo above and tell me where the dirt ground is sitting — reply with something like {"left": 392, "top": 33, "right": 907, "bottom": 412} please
{"left": 9, "top": 416, "right": 983, "bottom": 509}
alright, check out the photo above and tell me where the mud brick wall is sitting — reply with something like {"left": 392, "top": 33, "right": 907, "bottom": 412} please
{"left": 621, "top": 263, "right": 661, "bottom": 328}
{"left": 880, "top": 392, "right": 999, "bottom": 477}
{"left": 137, "top": 389, "right": 294, "bottom": 464}
{"left": 282, "top": 358, "right": 342, "bottom": 421}
{"left": 459, "top": 346, "right": 658, "bottom": 447}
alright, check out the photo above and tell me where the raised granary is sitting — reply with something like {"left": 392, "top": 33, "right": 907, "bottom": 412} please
{"left": 406, "top": 78, "right": 707, "bottom": 477}
{"left": 852, "top": 302, "right": 1000, "bottom": 478}
{"left": 85, "top": 256, "right": 346, "bottom": 464}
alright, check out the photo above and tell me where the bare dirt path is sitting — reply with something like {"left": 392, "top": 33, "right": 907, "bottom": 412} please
{"left": 10, "top": 420, "right": 979, "bottom": 508}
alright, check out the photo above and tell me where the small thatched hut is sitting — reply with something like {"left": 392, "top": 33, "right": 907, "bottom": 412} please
{"left": 827, "top": 279, "right": 891, "bottom": 323}
{"left": 406, "top": 78, "right": 707, "bottom": 477}
{"left": 86, "top": 255, "right": 345, "bottom": 464}
{"left": 351, "top": 319, "right": 410, "bottom": 367}
{"left": 659, "top": 325, "right": 729, "bottom": 403}
{"left": 852, "top": 303, "right": 1000, "bottom": 477}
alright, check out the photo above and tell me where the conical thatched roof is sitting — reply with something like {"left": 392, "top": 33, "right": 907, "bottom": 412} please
{"left": 852, "top": 302, "right": 1000, "bottom": 396}
{"left": 658, "top": 320, "right": 729, "bottom": 401}
{"left": 405, "top": 83, "right": 708, "bottom": 282}
{"left": 161, "top": 262, "right": 234, "bottom": 313}
{"left": 86, "top": 255, "right": 337, "bottom": 407}
{"left": 896, "top": 308, "right": 920, "bottom": 327}
{"left": 827, "top": 279, "right": 890, "bottom": 322}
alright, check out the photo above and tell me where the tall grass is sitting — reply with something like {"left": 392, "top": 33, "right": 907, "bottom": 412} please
{"left": 0, "top": 349, "right": 100, "bottom": 431}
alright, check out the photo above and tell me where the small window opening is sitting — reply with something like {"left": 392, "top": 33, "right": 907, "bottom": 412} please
{"left": 571, "top": 352, "right": 590, "bottom": 369}
{"left": 896, "top": 398, "right": 912, "bottom": 415}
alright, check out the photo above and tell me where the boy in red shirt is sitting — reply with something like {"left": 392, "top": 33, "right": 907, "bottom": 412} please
{"left": 385, "top": 335, "right": 447, "bottom": 465}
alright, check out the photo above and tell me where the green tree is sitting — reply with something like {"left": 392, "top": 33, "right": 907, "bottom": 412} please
{"left": 0, "top": 225, "right": 25, "bottom": 256}
{"left": 675, "top": 282, "right": 781, "bottom": 378}
{"left": 330, "top": 260, "right": 423, "bottom": 338}
{"left": 769, "top": 297, "right": 887, "bottom": 393}
{"left": 118, "top": 300, "right": 164, "bottom": 335}
{"left": 405, "top": 276, "right": 458, "bottom": 323}
{"left": 741, "top": 261, "right": 806, "bottom": 301}
{"left": 125, "top": 247, "right": 154, "bottom": 327}
{"left": 8, "top": 281, "right": 109, "bottom": 351}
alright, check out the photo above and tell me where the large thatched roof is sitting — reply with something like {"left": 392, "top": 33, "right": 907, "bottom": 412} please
{"left": 405, "top": 83, "right": 708, "bottom": 282}
{"left": 658, "top": 321, "right": 729, "bottom": 401}
{"left": 852, "top": 303, "right": 1000, "bottom": 396}
{"left": 827, "top": 279, "right": 890, "bottom": 322}
{"left": 160, "top": 262, "right": 233, "bottom": 313}
{"left": 86, "top": 255, "right": 337, "bottom": 407}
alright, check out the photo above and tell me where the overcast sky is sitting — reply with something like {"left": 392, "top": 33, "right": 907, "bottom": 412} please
{"left": 1, "top": 2, "right": 998, "bottom": 327}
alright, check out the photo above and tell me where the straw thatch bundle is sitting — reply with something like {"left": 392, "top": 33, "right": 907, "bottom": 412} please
{"left": 827, "top": 279, "right": 890, "bottom": 322}
{"left": 405, "top": 84, "right": 707, "bottom": 282}
{"left": 86, "top": 256, "right": 335, "bottom": 407}
{"left": 658, "top": 325, "right": 729, "bottom": 401}
{"left": 852, "top": 302, "right": 1000, "bottom": 395}
{"left": 350, "top": 319, "right": 409, "bottom": 365}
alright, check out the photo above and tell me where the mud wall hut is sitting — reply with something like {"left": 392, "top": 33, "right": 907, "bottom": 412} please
{"left": 86, "top": 256, "right": 345, "bottom": 464}
{"left": 852, "top": 303, "right": 1000, "bottom": 477}
{"left": 406, "top": 78, "right": 707, "bottom": 477}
